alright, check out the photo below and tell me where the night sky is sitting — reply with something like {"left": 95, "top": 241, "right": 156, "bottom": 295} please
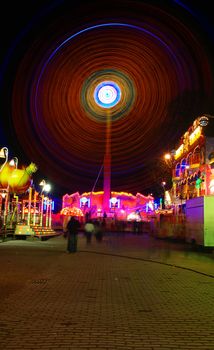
{"left": 1, "top": 0, "right": 214, "bottom": 200}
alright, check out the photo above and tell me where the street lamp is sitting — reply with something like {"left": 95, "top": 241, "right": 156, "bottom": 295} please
{"left": 0, "top": 147, "right": 8, "bottom": 171}
{"left": 39, "top": 180, "right": 51, "bottom": 227}
{"left": 161, "top": 181, "right": 166, "bottom": 209}
{"left": 164, "top": 153, "right": 171, "bottom": 161}
{"left": 0, "top": 189, "right": 9, "bottom": 229}
{"left": 9, "top": 157, "right": 18, "bottom": 168}
{"left": 39, "top": 180, "right": 51, "bottom": 194}
{"left": 198, "top": 114, "right": 214, "bottom": 126}
{"left": 163, "top": 151, "right": 175, "bottom": 168}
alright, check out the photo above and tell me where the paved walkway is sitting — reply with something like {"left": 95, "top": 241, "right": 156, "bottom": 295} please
{"left": 0, "top": 232, "right": 213, "bottom": 350}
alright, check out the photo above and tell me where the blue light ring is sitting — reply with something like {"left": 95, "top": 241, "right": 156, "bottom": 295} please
{"left": 94, "top": 81, "right": 121, "bottom": 108}
{"left": 81, "top": 68, "right": 135, "bottom": 122}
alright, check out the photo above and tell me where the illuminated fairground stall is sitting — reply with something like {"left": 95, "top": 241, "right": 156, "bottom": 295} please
{"left": 164, "top": 115, "right": 214, "bottom": 246}
{"left": 62, "top": 190, "right": 154, "bottom": 224}
{"left": 0, "top": 147, "right": 55, "bottom": 239}
{"left": 170, "top": 115, "right": 214, "bottom": 203}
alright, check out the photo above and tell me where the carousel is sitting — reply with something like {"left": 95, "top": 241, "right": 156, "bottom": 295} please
{"left": 0, "top": 147, "right": 56, "bottom": 239}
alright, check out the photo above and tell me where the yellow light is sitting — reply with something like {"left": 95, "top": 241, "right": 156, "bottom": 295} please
{"left": 189, "top": 126, "right": 202, "bottom": 146}
{"left": 164, "top": 153, "right": 171, "bottom": 160}
{"left": 174, "top": 144, "right": 184, "bottom": 160}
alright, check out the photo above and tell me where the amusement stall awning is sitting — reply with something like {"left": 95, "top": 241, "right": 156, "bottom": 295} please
{"left": 60, "top": 206, "right": 84, "bottom": 217}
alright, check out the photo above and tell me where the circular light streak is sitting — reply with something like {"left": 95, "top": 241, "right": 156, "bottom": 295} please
{"left": 32, "top": 22, "right": 176, "bottom": 125}
{"left": 94, "top": 81, "right": 121, "bottom": 108}
{"left": 81, "top": 69, "right": 135, "bottom": 122}
{"left": 10, "top": 2, "right": 214, "bottom": 195}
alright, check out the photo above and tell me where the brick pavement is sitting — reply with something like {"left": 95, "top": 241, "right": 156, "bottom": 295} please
{"left": 0, "top": 233, "right": 213, "bottom": 350}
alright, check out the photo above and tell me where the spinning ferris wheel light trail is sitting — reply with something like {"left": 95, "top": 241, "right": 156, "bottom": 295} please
{"left": 94, "top": 80, "right": 122, "bottom": 212}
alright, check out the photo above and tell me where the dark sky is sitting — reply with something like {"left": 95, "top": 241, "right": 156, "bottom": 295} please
{"left": 1, "top": 0, "right": 214, "bottom": 200}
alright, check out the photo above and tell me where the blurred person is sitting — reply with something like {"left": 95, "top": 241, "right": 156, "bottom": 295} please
{"left": 94, "top": 219, "right": 103, "bottom": 243}
{"left": 84, "top": 219, "right": 94, "bottom": 245}
{"left": 66, "top": 216, "right": 80, "bottom": 253}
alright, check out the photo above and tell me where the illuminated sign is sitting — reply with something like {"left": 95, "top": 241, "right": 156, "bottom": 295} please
{"left": 189, "top": 126, "right": 201, "bottom": 146}
{"left": 81, "top": 196, "right": 88, "bottom": 204}
{"left": 109, "top": 197, "right": 120, "bottom": 208}
{"left": 174, "top": 144, "right": 184, "bottom": 160}
{"left": 44, "top": 200, "right": 54, "bottom": 211}
{"left": 80, "top": 197, "right": 90, "bottom": 208}
{"left": 174, "top": 125, "right": 202, "bottom": 160}
{"left": 146, "top": 201, "right": 154, "bottom": 212}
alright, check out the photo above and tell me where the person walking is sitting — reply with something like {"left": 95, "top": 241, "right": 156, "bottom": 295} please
{"left": 84, "top": 219, "right": 94, "bottom": 245}
{"left": 66, "top": 216, "right": 80, "bottom": 253}
{"left": 94, "top": 220, "right": 103, "bottom": 243}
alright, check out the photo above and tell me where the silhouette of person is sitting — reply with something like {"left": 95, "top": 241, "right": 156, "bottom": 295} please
{"left": 66, "top": 216, "right": 80, "bottom": 253}
{"left": 84, "top": 220, "right": 94, "bottom": 245}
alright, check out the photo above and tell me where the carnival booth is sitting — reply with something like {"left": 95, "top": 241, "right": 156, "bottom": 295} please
{"left": 62, "top": 190, "right": 154, "bottom": 232}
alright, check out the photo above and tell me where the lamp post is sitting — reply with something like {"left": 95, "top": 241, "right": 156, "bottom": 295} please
{"left": 27, "top": 186, "right": 32, "bottom": 226}
{"left": 44, "top": 197, "right": 53, "bottom": 228}
{"left": 32, "top": 190, "right": 38, "bottom": 226}
{"left": 198, "top": 114, "right": 214, "bottom": 126}
{"left": 48, "top": 198, "right": 52, "bottom": 228}
{"left": 185, "top": 165, "right": 190, "bottom": 200}
{"left": 0, "top": 147, "right": 8, "bottom": 171}
{"left": 45, "top": 197, "right": 49, "bottom": 227}
{"left": 161, "top": 181, "right": 166, "bottom": 209}
{"left": 39, "top": 180, "right": 51, "bottom": 227}
{"left": 0, "top": 147, "right": 9, "bottom": 230}
{"left": 0, "top": 189, "right": 8, "bottom": 227}
{"left": 163, "top": 151, "right": 177, "bottom": 207}
{"left": 164, "top": 153, "right": 171, "bottom": 164}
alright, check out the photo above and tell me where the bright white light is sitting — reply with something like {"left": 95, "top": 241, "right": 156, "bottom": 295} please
{"left": 110, "top": 197, "right": 118, "bottom": 204}
{"left": 94, "top": 81, "right": 121, "bottom": 108}
{"left": 164, "top": 153, "right": 171, "bottom": 160}
{"left": 39, "top": 180, "right": 46, "bottom": 186}
{"left": 43, "top": 184, "right": 51, "bottom": 192}
{"left": 81, "top": 197, "right": 88, "bottom": 204}
{"left": 209, "top": 180, "right": 214, "bottom": 194}
{"left": 98, "top": 85, "right": 117, "bottom": 104}
{"left": 9, "top": 159, "right": 15, "bottom": 166}
{"left": 127, "top": 212, "right": 141, "bottom": 222}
